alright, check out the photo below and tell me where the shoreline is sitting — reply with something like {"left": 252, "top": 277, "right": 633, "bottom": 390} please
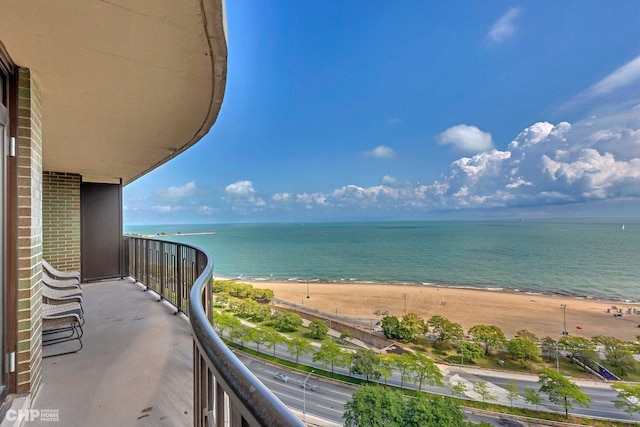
{"left": 219, "top": 277, "right": 640, "bottom": 342}
{"left": 219, "top": 274, "right": 639, "bottom": 305}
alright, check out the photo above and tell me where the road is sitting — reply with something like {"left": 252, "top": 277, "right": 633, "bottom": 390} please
{"left": 222, "top": 329, "right": 640, "bottom": 425}
{"left": 236, "top": 353, "right": 351, "bottom": 426}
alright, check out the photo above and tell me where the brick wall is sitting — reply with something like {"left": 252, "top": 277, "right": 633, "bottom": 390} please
{"left": 16, "top": 68, "right": 43, "bottom": 394}
{"left": 43, "top": 172, "right": 81, "bottom": 271}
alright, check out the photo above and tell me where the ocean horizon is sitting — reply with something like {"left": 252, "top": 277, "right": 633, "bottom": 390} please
{"left": 124, "top": 218, "right": 640, "bottom": 302}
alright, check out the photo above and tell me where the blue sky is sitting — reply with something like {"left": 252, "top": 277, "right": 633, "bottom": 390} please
{"left": 124, "top": 2, "right": 640, "bottom": 224}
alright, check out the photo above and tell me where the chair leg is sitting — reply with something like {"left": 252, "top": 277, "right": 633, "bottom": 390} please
{"left": 42, "top": 323, "right": 83, "bottom": 358}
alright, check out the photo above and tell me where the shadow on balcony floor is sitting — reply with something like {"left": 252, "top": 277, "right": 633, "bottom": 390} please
{"left": 26, "top": 278, "right": 193, "bottom": 427}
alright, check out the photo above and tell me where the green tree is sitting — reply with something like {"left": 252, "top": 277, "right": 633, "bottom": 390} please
{"left": 262, "top": 328, "right": 286, "bottom": 357}
{"left": 286, "top": 337, "right": 313, "bottom": 364}
{"left": 399, "top": 312, "right": 426, "bottom": 342}
{"left": 377, "top": 357, "right": 394, "bottom": 385}
{"left": 405, "top": 394, "right": 466, "bottom": 427}
{"left": 250, "top": 304, "right": 272, "bottom": 322}
{"left": 313, "top": 341, "right": 343, "bottom": 374}
{"left": 450, "top": 381, "right": 467, "bottom": 398}
{"left": 538, "top": 368, "right": 592, "bottom": 418}
{"left": 227, "top": 297, "right": 241, "bottom": 312}
{"left": 308, "top": 319, "right": 329, "bottom": 339}
{"left": 387, "top": 353, "right": 414, "bottom": 389}
{"left": 340, "top": 330, "right": 354, "bottom": 340}
{"left": 250, "top": 287, "right": 274, "bottom": 303}
{"left": 427, "top": 315, "right": 463, "bottom": 351}
{"left": 523, "top": 388, "right": 542, "bottom": 411}
{"left": 592, "top": 335, "right": 639, "bottom": 378}
{"left": 559, "top": 335, "right": 595, "bottom": 360}
{"left": 516, "top": 329, "right": 538, "bottom": 341}
{"left": 540, "top": 336, "right": 559, "bottom": 361}
{"left": 344, "top": 385, "right": 404, "bottom": 427}
{"left": 381, "top": 316, "right": 401, "bottom": 339}
{"left": 409, "top": 352, "right": 443, "bottom": 391}
{"left": 244, "top": 327, "right": 266, "bottom": 352}
{"left": 456, "top": 341, "right": 485, "bottom": 364}
{"left": 504, "top": 381, "right": 520, "bottom": 407}
{"left": 213, "top": 312, "right": 240, "bottom": 337}
{"left": 507, "top": 336, "right": 542, "bottom": 368}
{"left": 350, "top": 349, "right": 382, "bottom": 381}
{"left": 468, "top": 325, "right": 506, "bottom": 355}
{"left": 473, "top": 380, "right": 496, "bottom": 403}
{"left": 236, "top": 299, "right": 259, "bottom": 317}
{"left": 344, "top": 385, "right": 467, "bottom": 427}
{"left": 230, "top": 324, "right": 249, "bottom": 347}
{"left": 214, "top": 292, "right": 230, "bottom": 306}
{"left": 274, "top": 312, "right": 303, "bottom": 332}
{"left": 612, "top": 382, "right": 640, "bottom": 414}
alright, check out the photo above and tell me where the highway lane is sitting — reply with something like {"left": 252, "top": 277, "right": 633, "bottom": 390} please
{"left": 470, "top": 372, "right": 640, "bottom": 423}
{"left": 236, "top": 353, "right": 353, "bottom": 425}
{"left": 223, "top": 329, "right": 640, "bottom": 423}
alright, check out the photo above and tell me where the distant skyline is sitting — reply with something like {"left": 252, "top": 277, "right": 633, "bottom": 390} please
{"left": 124, "top": 2, "right": 640, "bottom": 224}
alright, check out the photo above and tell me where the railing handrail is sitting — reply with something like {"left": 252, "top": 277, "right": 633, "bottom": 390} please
{"left": 189, "top": 254, "right": 304, "bottom": 426}
{"left": 125, "top": 236, "right": 304, "bottom": 426}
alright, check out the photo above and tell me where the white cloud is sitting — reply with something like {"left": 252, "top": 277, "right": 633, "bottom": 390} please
{"left": 223, "top": 180, "right": 266, "bottom": 213}
{"left": 487, "top": 7, "right": 521, "bottom": 43}
{"left": 588, "top": 55, "right": 640, "bottom": 97}
{"left": 381, "top": 175, "right": 398, "bottom": 186}
{"left": 155, "top": 181, "right": 197, "bottom": 200}
{"left": 364, "top": 145, "right": 396, "bottom": 159}
{"left": 437, "top": 124, "right": 494, "bottom": 153}
{"left": 225, "top": 180, "right": 256, "bottom": 196}
{"left": 198, "top": 205, "right": 215, "bottom": 215}
{"left": 562, "top": 55, "right": 640, "bottom": 114}
{"left": 272, "top": 192, "right": 292, "bottom": 202}
{"left": 542, "top": 149, "right": 640, "bottom": 198}
{"left": 450, "top": 150, "right": 511, "bottom": 179}
{"left": 150, "top": 205, "right": 181, "bottom": 213}
{"left": 264, "top": 111, "right": 640, "bottom": 214}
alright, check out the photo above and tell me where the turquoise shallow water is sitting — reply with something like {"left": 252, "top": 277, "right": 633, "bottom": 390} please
{"left": 125, "top": 218, "right": 640, "bottom": 302}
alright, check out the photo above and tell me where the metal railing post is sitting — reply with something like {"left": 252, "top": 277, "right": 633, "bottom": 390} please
{"left": 176, "top": 246, "right": 183, "bottom": 314}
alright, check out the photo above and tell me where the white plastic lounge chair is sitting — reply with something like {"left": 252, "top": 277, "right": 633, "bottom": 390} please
{"left": 42, "top": 283, "right": 82, "bottom": 299}
{"left": 42, "top": 259, "right": 80, "bottom": 282}
{"left": 42, "top": 285, "right": 83, "bottom": 315}
{"left": 43, "top": 302, "right": 83, "bottom": 357}
{"left": 43, "top": 274, "right": 81, "bottom": 291}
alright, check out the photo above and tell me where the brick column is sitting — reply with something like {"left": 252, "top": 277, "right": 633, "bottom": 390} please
{"left": 43, "top": 172, "right": 81, "bottom": 272}
{"left": 16, "top": 68, "right": 43, "bottom": 394}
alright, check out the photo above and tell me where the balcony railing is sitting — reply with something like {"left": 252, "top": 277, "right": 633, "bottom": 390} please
{"left": 125, "top": 237, "right": 305, "bottom": 427}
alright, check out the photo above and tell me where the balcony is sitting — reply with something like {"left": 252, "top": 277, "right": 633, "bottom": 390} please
{"left": 26, "top": 278, "right": 193, "bottom": 426}
{"left": 23, "top": 237, "right": 304, "bottom": 427}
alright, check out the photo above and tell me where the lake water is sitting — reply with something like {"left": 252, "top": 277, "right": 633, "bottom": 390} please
{"left": 125, "top": 218, "right": 640, "bottom": 302}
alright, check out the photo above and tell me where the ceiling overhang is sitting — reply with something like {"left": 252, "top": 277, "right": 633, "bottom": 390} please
{"left": 0, "top": 0, "right": 227, "bottom": 185}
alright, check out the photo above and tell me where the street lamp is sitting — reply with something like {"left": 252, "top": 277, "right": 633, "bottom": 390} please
{"left": 303, "top": 370, "right": 314, "bottom": 422}
{"left": 560, "top": 304, "right": 567, "bottom": 336}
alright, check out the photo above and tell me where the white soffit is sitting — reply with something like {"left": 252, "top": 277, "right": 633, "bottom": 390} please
{"left": 0, "top": 0, "right": 227, "bottom": 184}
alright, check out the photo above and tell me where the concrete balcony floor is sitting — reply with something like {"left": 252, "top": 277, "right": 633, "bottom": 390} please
{"left": 26, "top": 278, "right": 193, "bottom": 427}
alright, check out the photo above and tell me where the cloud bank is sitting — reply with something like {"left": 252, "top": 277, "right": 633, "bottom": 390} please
{"left": 130, "top": 108, "right": 640, "bottom": 221}
{"left": 264, "top": 112, "right": 640, "bottom": 214}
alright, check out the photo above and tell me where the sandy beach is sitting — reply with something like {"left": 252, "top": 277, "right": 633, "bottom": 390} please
{"left": 248, "top": 280, "right": 640, "bottom": 342}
